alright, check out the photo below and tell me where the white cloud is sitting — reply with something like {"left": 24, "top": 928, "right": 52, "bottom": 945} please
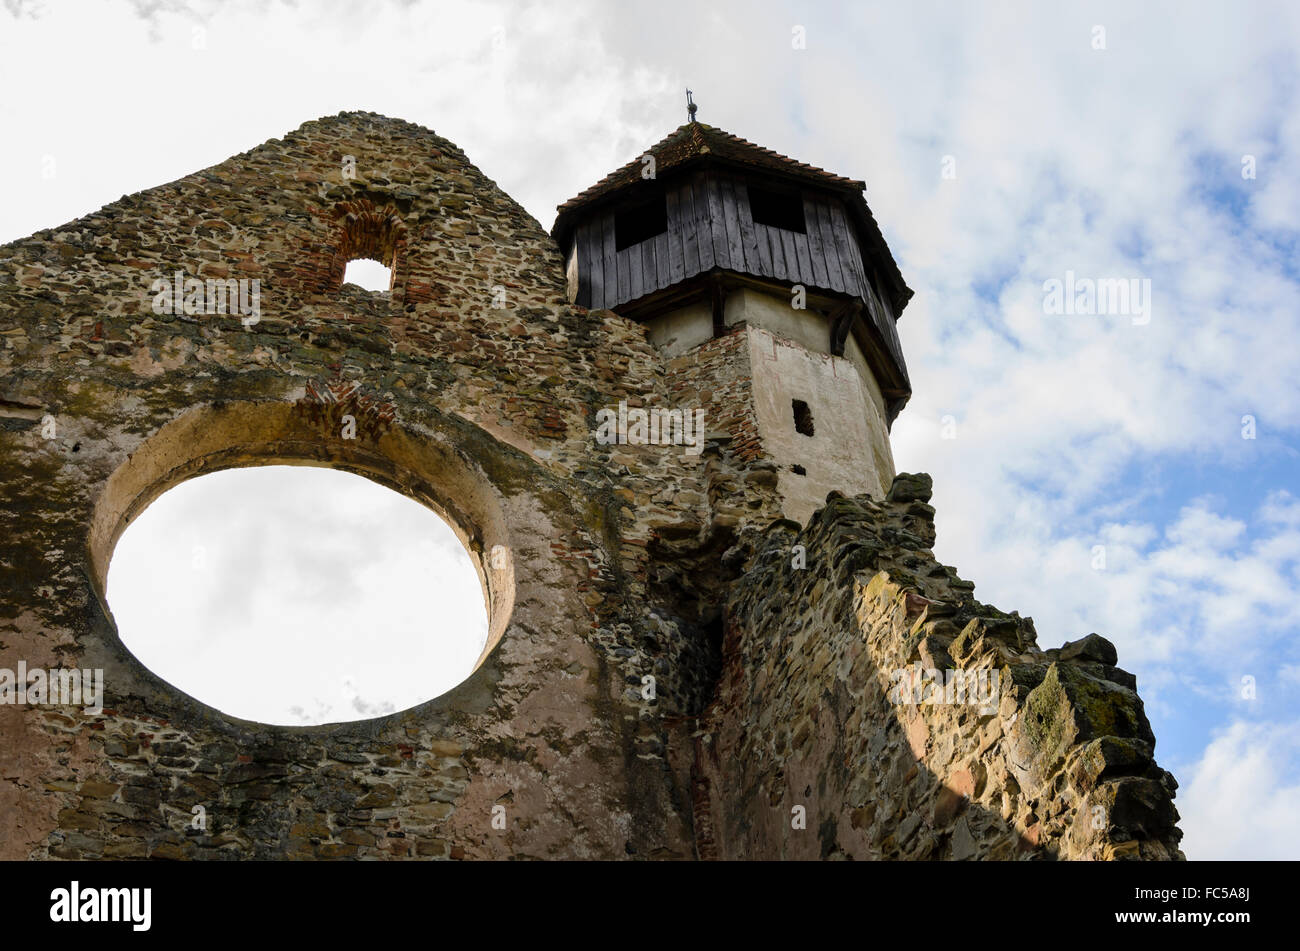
{"left": 106, "top": 466, "right": 488, "bottom": 725}
{"left": 1177, "top": 720, "right": 1300, "bottom": 860}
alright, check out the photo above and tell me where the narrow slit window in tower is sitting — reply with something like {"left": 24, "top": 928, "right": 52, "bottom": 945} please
{"left": 792, "top": 399, "right": 815, "bottom": 437}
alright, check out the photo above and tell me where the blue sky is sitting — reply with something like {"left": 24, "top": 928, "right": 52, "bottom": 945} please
{"left": 1, "top": 0, "right": 1297, "bottom": 859}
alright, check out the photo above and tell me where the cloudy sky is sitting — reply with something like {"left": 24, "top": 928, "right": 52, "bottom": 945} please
{"left": 106, "top": 467, "right": 488, "bottom": 725}
{"left": 2, "top": 0, "right": 1297, "bottom": 859}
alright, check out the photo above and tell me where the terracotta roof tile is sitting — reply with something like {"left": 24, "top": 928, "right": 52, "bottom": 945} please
{"left": 556, "top": 123, "right": 863, "bottom": 215}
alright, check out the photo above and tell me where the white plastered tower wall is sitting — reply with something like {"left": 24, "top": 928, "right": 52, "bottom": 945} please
{"left": 645, "top": 285, "right": 897, "bottom": 524}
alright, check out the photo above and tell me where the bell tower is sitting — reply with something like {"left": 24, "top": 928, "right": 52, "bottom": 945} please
{"left": 552, "top": 118, "right": 912, "bottom": 522}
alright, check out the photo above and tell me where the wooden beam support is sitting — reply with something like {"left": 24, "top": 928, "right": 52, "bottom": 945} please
{"left": 828, "top": 298, "right": 861, "bottom": 356}
{"left": 710, "top": 273, "right": 727, "bottom": 337}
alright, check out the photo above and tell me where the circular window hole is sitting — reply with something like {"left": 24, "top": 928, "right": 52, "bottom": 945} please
{"left": 105, "top": 465, "right": 488, "bottom": 725}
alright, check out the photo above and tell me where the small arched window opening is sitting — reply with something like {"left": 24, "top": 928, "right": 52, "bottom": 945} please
{"left": 330, "top": 199, "right": 407, "bottom": 296}
{"left": 343, "top": 257, "right": 393, "bottom": 292}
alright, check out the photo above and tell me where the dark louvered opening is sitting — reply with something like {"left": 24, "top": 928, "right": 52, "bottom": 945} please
{"left": 748, "top": 185, "right": 806, "bottom": 233}
{"left": 615, "top": 194, "right": 668, "bottom": 251}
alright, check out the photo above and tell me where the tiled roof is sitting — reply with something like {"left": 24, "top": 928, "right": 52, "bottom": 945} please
{"left": 555, "top": 122, "right": 865, "bottom": 215}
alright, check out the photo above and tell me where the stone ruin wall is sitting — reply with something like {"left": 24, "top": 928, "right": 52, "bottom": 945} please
{"left": 0, "top": 113, "right": 1182, "bottom": 860}
{"left": 689, "top": 474, "right": 1182, "bottom": 860}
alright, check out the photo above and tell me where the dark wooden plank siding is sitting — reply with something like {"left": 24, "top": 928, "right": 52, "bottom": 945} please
{"left": 813, "top": 200, "right": 847, "bottom": 293}
{"left": 802, "top": 198, "right": 831, "bottom": 289}
{"left": 581, "top": 217, "right": 596, "bottom": 309}
{"left": 575, "top": 226, "right": 592, "bottom": 308}
{"left": 690, "top": 177, "right": 712, "bottom": 272}
{"left": 833, "top": 201, "right": 870, "bottom": 296}
{"left": 653, "top": 230, "right": 670, "bottom": 290}
{"left": 779, "top": 226, "right": 800, "bottom": 283}
{"left": 570, "top": 170, "right": 905, "bottom": 389}
{"left": 627, "top": 234, "right": 643, "bottom": 301}
{"left": 733, "top": 177, "right": 765, "bottom": 273}
{"left": 614, "top": 212, "right": 630, "bottom": 304}
{"left": 600, "top": 212, "right": 616, "bottom": 310}
{"left": 720, "top": 177, "right": 746, "bottom": 271}
{"left": 778, "top": 228, "right": 800, "bottom": 288}
{"left": 665, "top": 186, "right": 686, "bottom": 283}
{"left": 868, "top": 279, "right": 906, "bottom": 373}
{"left": 792, "top": 230, "right": 815, "bottom": 287}
{"left": 641, "top": 234, "right": 656, "bottom": 297}
{"left": 831, "top": 204, "right": 874, "bottom": 306}
{"left": 756, "top": 223, "right": 783, "bottom": 281}
{"left": 702, "top": 174, "right": 727, "bottom": 269}
{"left": 862, "top": 280, "right": 886, "bottom": 350}
{"left": 665, "top": 187, "right": 686, "bottom": 281}
{"left": 575, "top": 224, "right": 588, "bottom": 308}
{"left": 679, "top": 179, "right": 701, "bottom": 276}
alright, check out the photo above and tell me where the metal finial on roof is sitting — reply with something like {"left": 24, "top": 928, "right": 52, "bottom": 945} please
{"left": 686, "top": 89, "right": 697, "bottom": 123}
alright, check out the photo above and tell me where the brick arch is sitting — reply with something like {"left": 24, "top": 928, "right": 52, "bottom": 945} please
{"left": 327, "top": 198, "right": 410, "bottom": 295}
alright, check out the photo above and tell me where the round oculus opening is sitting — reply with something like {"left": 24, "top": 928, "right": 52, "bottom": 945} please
{"left": 105, "top": 465, "right": 489, "bottom": 725}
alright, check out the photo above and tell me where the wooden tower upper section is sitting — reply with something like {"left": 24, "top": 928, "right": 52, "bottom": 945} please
{"left": 552, "top": 121, "right": 914, "bottom": 422}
